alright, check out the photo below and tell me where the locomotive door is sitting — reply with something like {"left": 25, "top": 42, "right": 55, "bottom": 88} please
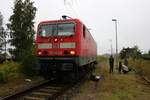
{"left": 50, "top": 24, "right": 60, "bottom": 56}
{"left": 52, "top": 38, "right": 60, "bottom": 56}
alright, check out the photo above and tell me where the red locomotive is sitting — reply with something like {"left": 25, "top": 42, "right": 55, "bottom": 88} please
{"left": 35, "top": 16, "right": 97, "bottom": 81}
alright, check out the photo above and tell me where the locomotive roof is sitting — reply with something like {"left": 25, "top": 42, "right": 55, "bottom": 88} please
{"left": 39, "top": 18, "right": 82, "bottom": 24}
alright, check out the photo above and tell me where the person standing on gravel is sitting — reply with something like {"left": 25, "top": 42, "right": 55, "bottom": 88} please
{"left": 109, "top": 55, "right": 114, "bottom": 73}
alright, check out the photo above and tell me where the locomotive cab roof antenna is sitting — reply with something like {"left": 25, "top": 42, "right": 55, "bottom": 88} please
{"left": 62, "top": 15, "right": 72, "bottom": 19}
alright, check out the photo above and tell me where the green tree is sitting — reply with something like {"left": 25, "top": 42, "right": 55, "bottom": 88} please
{"left": 131, "top": 46, "right": 141, "bottom": 59}
{"left": 119, "top": 46, "right": 142, "bottom": 59}
{"left": 119, "top": 47, "right": 132, "bottom": 59}
{"left": 0, "top": 12, "right": 2, "bottom": 27}
{"left": 0, "top": 12, "right": 7, "bottom": 57}
{"left": 148, "top": 50, "right": 150, "bottom": 55}
{"left": 9, "top": 0, "right": 36, "bottom": 61}
{"left": 0, "top": 12, "right": 4, "bottom": 53}
{"left": 141, "top": 50, "right": 150, "bottom": 60}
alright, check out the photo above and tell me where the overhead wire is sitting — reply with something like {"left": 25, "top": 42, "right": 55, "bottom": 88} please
{"left": 63, "top": 0, "right": 80, "bottom": 18}
{"left": 63, "top": 0, "right": 92, "bottom": 32}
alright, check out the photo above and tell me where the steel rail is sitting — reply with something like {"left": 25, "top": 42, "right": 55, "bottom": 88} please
{"left": 0, "top": 80, "right": 50, "bottom": 100}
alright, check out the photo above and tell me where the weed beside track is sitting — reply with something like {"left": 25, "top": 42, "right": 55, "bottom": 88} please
{"left": 72, "top": 61, "right": 150, "bottom": 100}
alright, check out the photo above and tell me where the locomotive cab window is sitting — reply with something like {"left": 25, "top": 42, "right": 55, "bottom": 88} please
{"left": 38, "top": 23, "right": 75, "bottom": 37}
{"left": 38, "top": 24, "right": 57, "bottom": 37}
{"left": 58, "top": 23, "right": 75, "bottom": 36}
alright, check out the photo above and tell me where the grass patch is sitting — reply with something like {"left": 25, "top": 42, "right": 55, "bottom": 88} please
{"left": 0, "top": 61, "right": 20, "bottom": 83}
{"left": 97, "top": 55, "right": 108, "bottom": 62}
{"left": 72, "top": 56, "right": 150, "bottom": 100}
{"left": 0, "top": 56, "right": 39, "bottom": 83}
{"left": 97, "top": 74, "right": 150, "bottom": 100}
{"left": 97, "top": 60, "right": 150, "bottom": 100}
{"left": 128, "top": 59, "right": 150, "bottom": 79}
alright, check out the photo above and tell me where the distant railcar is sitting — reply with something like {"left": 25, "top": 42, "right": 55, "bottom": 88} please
{"left": 35, "top": 16, "right": 97, "bottom": 80}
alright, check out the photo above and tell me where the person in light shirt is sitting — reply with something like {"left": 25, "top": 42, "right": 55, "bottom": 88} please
{"left": 122, "top": 64, "right": 129, "bottom": 74}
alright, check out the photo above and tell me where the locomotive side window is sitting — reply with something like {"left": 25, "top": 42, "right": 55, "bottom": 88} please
{"left": 58, "top": 23, "right": 75, "bottom": 36}
{"left": 83, "top": 25, "right": 86, "bottom": 38}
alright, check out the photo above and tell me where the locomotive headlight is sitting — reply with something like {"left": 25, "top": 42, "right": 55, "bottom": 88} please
{"left": 38, "top": 51, "right": 42, "bottom": 55}
{"left": 54, "top": 38, "right": 58, "bottom": 42}
{"left": 70, "top": 50, "right": 75, "bottom": 55}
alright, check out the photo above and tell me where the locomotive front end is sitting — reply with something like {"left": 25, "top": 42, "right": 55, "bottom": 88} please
{"left": 35, "top": 19, "right": 81, "bottom": 79}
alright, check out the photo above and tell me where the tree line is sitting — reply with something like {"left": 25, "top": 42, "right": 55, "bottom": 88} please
{"left": 0, "top": 0, "right": 37, "bottom": 75}
{"left": 0, "top": 0, "right": 36, "bottom": 61}
{"left": 119, "top": 46, "right": 150, "bottom": 60}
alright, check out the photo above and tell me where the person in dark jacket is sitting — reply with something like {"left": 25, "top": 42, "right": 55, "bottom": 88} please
{"left": 118, "top": 61, "right": 122, "bottom": 74}
{"left": 109, "top": 55, "right": 114, "bottom": 73}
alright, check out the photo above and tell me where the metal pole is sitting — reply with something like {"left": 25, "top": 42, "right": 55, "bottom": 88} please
{"left": 112, "top": 19, "right": 118, "bottom": 67}
{"left": 115, "top": 20, "right": 118, "bottom": 64}
{"left": 109, "top": 39, "right": 113, "bottom": 55}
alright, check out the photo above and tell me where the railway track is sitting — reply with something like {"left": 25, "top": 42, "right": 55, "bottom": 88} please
{"left": 133, "top": 68, "right": 150, "bottom": 85}
{"left": 0, "top": 75, "right": 89, "bottom": 100}
{"left": 0, "top": 64, "right": 97, "bottom": 100}
{"left": 0, "top": 79, "right": 75, "bottom": 100}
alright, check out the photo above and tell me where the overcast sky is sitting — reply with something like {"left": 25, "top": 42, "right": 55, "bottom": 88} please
{"left": 0, "top": 0, "right": 150, "bottom": 54}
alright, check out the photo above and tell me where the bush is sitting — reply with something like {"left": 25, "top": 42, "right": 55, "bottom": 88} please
{"left": 0, "top": 56, "right": 39, "bottom": 83}
{"left": 97, "top": 55, "right": 108, "bottom": 62}
{"left": 129, "top": 59, "right": 150, "bottom": 79}
{"left": 0, "top": 61, "right": 20, "bottom": 83}
{"left": 0, "top": 71, "right": 7, "bottom": 83}
{"left": 20, "top": 52, "right": 39, "bottom": 76}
